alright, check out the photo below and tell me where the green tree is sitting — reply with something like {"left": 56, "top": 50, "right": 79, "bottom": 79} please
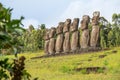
{"left": 108, "top": 13, "right": 120, "bottom": 47}
{"left": 112, "top": 13, "right": 120, "bottom": 25}
{"left": 39, "top": 24, "right": 46, "bottom": 30}
{"left": 20, "top": 24, "right": 46, "bottom": 52}
{"left": 100, "top": 13, "right": 120, "bottom": 48}
{"left": 0, "top": 3, "right": 24, "bottom": 54}
{"left": 28, "top": 24, "right": 34, "bottom": 32}
{"left": 0, "top": 3, "right": 33, "bottom": 80}
{"left": 99, "top": 17, "right": 111, "bottom": 48}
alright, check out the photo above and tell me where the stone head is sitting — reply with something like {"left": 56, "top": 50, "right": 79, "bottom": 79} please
{"left": 65, "top": 19, "right": 71, "bottom": 25}
{"left": 82, "top": 15, "right": 90, "bottom": 23}
{"left": 63, "top": 19, "right": 71, "bottom": 33}
{"left": 80, "top": 15, "right": 90, "bottom": 30}
{"left": 93, "top": 11, "right": 100, "bottom": 17}
{"left": 56, "top": 22, "right": 64, "bottom": 34}
{"left": 70, "top": 18, "right": 79, "bottom": 32}
{"left": 92, "top": 11, "right": 100, "bottom": 26}
{"left": 49, "top": 27, "right": 56, "bottom": 38}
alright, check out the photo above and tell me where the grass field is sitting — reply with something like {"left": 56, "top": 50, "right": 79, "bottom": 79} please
{"left": 0, "top": 47, "right": 120, "bottom": 80}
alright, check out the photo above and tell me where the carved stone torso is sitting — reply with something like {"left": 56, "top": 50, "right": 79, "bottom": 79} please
{"left": 44, "top": 30, "right": 50, "bottom": 40}
{"left": 80, "top": 29, "right": 90, "bottom": 48}
{"left": 48, "top": 27, "right": 56, "bottom": 55}
{"left": 71, "top": 31, "right": 79, "bottom": 52}
{"left": 90, "top": 25, "right": 100, "bottom": 47}
{"left": 90, "top": 11, "right": 100, "bottom": 47}
{"left": 44, "top": 30, "right": 50, "bottom": 55}
{"left": 80, "top": 15, "right": 90, "bottom": 48}
{"left": 55, "top": 22, "right": 64, "bottom": 54}
{"left": 63, "top": 19, "right": 71, "bottom": 53}
{"left": 70, "top": 18, "right": 79, "bottom": 52}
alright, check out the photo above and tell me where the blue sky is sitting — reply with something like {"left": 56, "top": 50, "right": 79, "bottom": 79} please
{"left": 0, "top": 0, "right": 120, "bottom": 28}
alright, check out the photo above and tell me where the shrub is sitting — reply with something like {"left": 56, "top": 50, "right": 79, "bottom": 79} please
{"left": 0, "top": 56, "right": 32, "bottom": 80}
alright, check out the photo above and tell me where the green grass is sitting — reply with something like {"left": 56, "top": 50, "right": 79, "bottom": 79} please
{"left": 1, "top": 48, "right": 120, "bottom": 80}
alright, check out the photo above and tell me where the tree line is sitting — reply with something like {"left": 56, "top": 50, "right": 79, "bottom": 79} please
{"left": 100, "top": 13, "right": 120, "bottom": 48}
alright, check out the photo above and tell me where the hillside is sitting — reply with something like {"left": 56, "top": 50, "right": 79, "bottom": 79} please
{"left": 1, "top": 47, "right": 120, "bottom": 80}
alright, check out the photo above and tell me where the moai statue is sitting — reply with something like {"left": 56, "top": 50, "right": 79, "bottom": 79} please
{"left": 90, "top": 11, "right": 100, "bottom": 47}
{"left": 55, "top": 22, "right": 64, "bottom": 54}
{"left": 70, "top": 18, "right": 80, "bottom": 52}
{"left": 48, "top": 27, "right": 56, "bottom": 55}
{"left": 63, "top": 19, "right": 71, "bottom": 53}
{"left": 80, "top": 15, "right": 90, "bottom": 49}
{"left": 44, "top": 29, "right": 50, "bottom": 55}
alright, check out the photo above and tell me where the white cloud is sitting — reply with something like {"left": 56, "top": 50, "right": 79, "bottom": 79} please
{"left": 59, "top": 0, "right": 120, "bottom": 23}
{"left": 60, "top": 1, "right": 83, "bottom": 20}
{"left": 22, "top": 19, "right": 40, "bottom": 28}
{"left": 3, "top": 0, "right": 119, "bottom": 28}
{"left": 2, "top": 0, "right": 119, "bottom": 28}
{"left": 21, "top": 0, "right": 120, "bottom": 29}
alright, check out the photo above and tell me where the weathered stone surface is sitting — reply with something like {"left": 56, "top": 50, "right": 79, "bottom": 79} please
{"left": 63, "top": 19, "right": 71, "bottom": 53}
{"left": 55, "top": 34, "right": 64, "bottom": 53}
{"left": 63, "top": 32, "right": 70, "bottom": 53}
{"left": 92, "top": 11, "right": 100, "bottom": 26}
{"left": 80, "top": 29, "right": 90, "bottom": 48}
{"left": 49, "top": 27, "right": 56, "bottom": 38}
{"left": 70, "top": 18, "right": 79, "bottom": 52}
{"left": 44, "top": 30, "right": 50, "bottom": 55}
{"left": 80, "top": 15, "right": 90, "bottom": 30}
{"left": 71, "top": 31, "right": 79, "bottom": 52}
{"left": 90, "top": 25, "right": 100, "bottom": 47}
{"left": 56, "top": 22, "right": 64, "bottom": 34}
{"left": 48, "top": 38, "right": 56, "bottom": 55}
{"left": 63, "top": 19, "right": 71, "bottom": 33}
{"left": 44, "top": 29, "right": 50, "bottom": 40}
{"left": 55, "top": 22, "right": 64, "bottom": 54}
{"left": 90, "top": 11, "right": 100, "bottom": 47}
{"left": 48, "top": 27, "right": 56, "bottom": 55}
{"left": 80, "top": 15, "right": 90, "bottom": 48}
{"left": 70, "top": 18, "right": 79, "bottom": 32}
{"left": 44, "top": 40, "right": 49, "bottom": 55}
